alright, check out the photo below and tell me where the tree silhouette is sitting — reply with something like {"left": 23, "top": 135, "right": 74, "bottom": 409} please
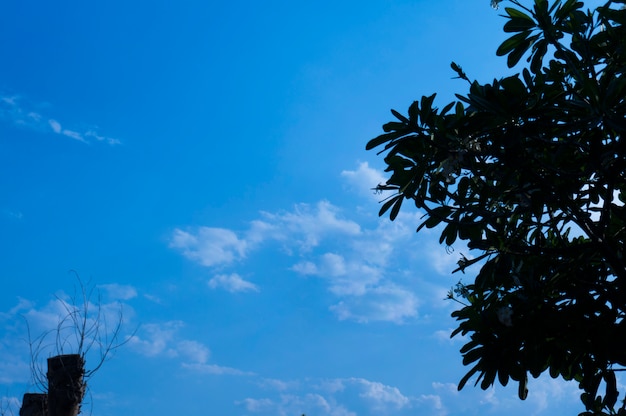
{"left": 367, "top": 0, "right": 626, "bottom": 414}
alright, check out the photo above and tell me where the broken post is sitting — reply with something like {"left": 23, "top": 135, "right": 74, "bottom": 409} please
{"left": 19, "top": 393, "right": 47, "bottom": 416}
{"left": 47, "top": 354, "right": 85, "bottom": 416}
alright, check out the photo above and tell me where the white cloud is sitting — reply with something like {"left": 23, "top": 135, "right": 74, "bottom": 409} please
{"left": 127, "top": 321, "right": 250, "bottom": 376}
{"left": 177, "top": 339, "right": 210, "bottom": 364}
{"left": 291, "top": 260, "right": 318, "bottom": 275}
{"left": 128, "top": 321, "right": 184, "bottom": 358}
{"left": 433, "top": 328, "right": 466, "bottom": 345}
{"left": 425, "top": 375, "right": 587, "bottom": 416}
{"left": 330, "top": 285, "right": 418, "bottom": 324}
{"left": 353, "top": 378, "right": 411, "bottom": 410}
{"left": 320, "top": 252, "right": 347, "bottom": 276}
{"left": 0, "top": 356, "right": 30, "bottom": 384}
{"left": 182, "top": 362, "right": 254, "bottom": 376}
{"left": 1, "top": 96, "right": 17, "bottom": 105}
{"left": 171, "top": 202, "right": 361, "bottom": 268}
{"left": 21, "top": 297, "right": 84, "bottom": 336}
{"left": 208, "top": 273, "right": 259, "bottom": 293}
{"left": 341, "top": 161, "right": 389, "bottom": 200}
{"left": 61, "top": 129, "right": 85, "bottom": 142}
{"left": 2, "top": 209, "right": 23, "bottom": 220}
{"left": 172, "top": 198, "right": 428, "bottom": 323}
{"left": 432, "top": 382, "right": 458, "bottom": 396}
{"left": 259, "top": 378, "right": 300, "bottom": 391}
{"left": 316, "top": 378, "right": 347, "bottom": 394}
{"left": 0, "top": 95, "right": 120, "bottom": 145}
{"left": 238, "top": 397, "right": 274, "bottom": 412}
{"left": 48, "top": 119, "right": 62, "bottom": 133}
{"left": 0, "top": 396, "right": 20, "bottom": 416}
{"left": 293, "top": 252, "right": 381, "bottom": 296}
{"left": 238, "top": 393, "right": 355, "bottom": 416}
{"left": 85, "top": 130, "right": 122, "bottom": 145}
{"left": 1, "top": 297, "right": 33, "bottom": 317}
{"left": 417, "top": 394, "right": 446, "bottom": 416}
{"left": 169, "top": 227, "right": 248, "bottom": 267}
{"left": 258, "top": 200, "right": 361, "bottom": 251}
{"left": 129, "top": 321, "right": 213, "bottom": 367}
{"left": 0, "top": 293, "right": 136, "bottom": 388}
{"left": 240, "top": 377, "right": 413, "bottom": 416}
{"left": 524, "top": 377, "right": 581, "bottom": 415}
{"left": 98, "top": 283, "right": 138, "bottom": 300}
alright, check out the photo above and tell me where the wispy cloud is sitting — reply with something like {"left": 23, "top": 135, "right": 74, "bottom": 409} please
{"left": 0, "top": 94, "right": 121, "bottom": 145}
{"left": 351, "top": 377, "right": 411, "bottom": 410}
{"left": 182, "top": 362, "right": 255, "bottom": 376}
{"left": 169, "top": 161, "right": 457, "bottom": 323}
{"left": 329, "top": 285, "right": 418, "bottom": 323}
{"left": 239, "top": 373, "right": 589, "bottom": 416}
{"left": 0, "top": 291, "right": 136, "bottom": 386}
{"left": 341, "top": 161, "right": 389, "bottom": 201}
{"left": 238, "top": 393, "right": 356, "bottom": 416}
{"left": 0, "top": 355, "right": 30, "bottom": 385}
{"left": 239, "top": 376, "right": 413, "bottom": 416}
{"left": 422, "top": 376, "right": 587, "bottom": 416}
{"left": 0, "top": 396, "right": 21, "bottom": 416}
{"left": 208, "top": 273, "right": 259, "bottom": 293}
{"left": 2, "top": 209, "right": 23, "bottom": 220}
{"left": 170, "top": 201, "right": 362, "bottom": 268}
{"left": 128, "top": 321, "right": 197, "bottom": 359}
{"left": 98, "top": 283, "right": 138, "bottom": 301}
{"left": 168, "top": 164, "right": 474, "bottom": 324}
{"left": 128, "top": 320, "right": 253, "bottom": 376}
{"left": 169, "top": 227, "right": 248, "bottom": 267}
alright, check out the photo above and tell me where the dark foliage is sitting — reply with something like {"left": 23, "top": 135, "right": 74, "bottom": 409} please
{"left": 367, "top": 1, "right": 626, "bottom": 414}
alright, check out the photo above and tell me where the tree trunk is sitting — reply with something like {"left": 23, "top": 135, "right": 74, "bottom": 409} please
{"left": 19, "top": 393, "right": 47, "bottom": 416}
{"left": 47, "top": 354, "right": 85, "bottom": 416}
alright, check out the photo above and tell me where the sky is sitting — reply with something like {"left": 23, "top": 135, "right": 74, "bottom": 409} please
{"left": 0, "top": 1, "right": 608, "bottom": 415}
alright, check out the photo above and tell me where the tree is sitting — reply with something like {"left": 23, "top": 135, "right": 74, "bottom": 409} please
{"left": 21, "top": 275, "right": 133, "bottom": 416}
{"left": 366, "top": 0, "right": 626, "bottom": 414}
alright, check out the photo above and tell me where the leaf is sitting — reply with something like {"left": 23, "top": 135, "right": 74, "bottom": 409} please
{"left": 378, "top": 195, "right": 401, "bottom": 217}
{"left": 507, "top": 36, "right": 536, "bottom": 68}
{"left": 420, "top": 94, "right": 437, "bottom": 123}
{"left": 500, "top": 75, "right": 527, "bottom": 97}
{"left": 382, "top": 121, "right": 405, "bottom": 132}
{"left": 497, "top": 31, "right": 531, "bottom": 56}
{"left": 457, "top": 176, "right": 470, "bottom": 196}
{"left": 458, "top": 364, "right": 481, "bottom": 390}
{"left": 462, "top": 347, "right": 484, "bottom": 366}
{"left": 391, "top": 109, "right": 409, "bottom": 124}
{"left": 389, "top": 196, "right": 404, "bottom": 221}
{"left": 408, "top": 101, "right": 420, "bottom": 124}
{"left": 421, "top": 94, "right": 436, "bottom": 112}
{"left": 417, "top": 210, "right": 446, "bottom": 232}
{"left": 443, "top": 223, "right": 459, "bottom": 246}
{"left": 555, "top": 0, "right": 582, "bottom": 21}
{"left": 441, "top": 101, "right": 455, "bottom": 115}
{"left": 481, "top": 368, "right": 497, "bottom": 390}
{"left": 530, "top": 39, "right": 548, "bottom": 74}
{"left": 603, "top": 371, "right": 618, "bottom": 410}
{"left": 459, "top": 339, "right": 479, "bottom": 354}
{"left": 455, "top": 101, "right": 465, "bottom": 116}
{"left": 505, "top": 7, "right": 535, "bottom": 22}
{"left": 504, "top": 17, "right": 536, "bottom": 33}
{"left": 366, "top": 131, "right": 403, "bottom": 151}
{"left": 518, "top": 375, "right": 529, "bottom": 400}
{"left": 522, "top": 68, "right": 533, "bottom": 87}
{"left": 498, "top": 368, "right": 510, "bottom": 386}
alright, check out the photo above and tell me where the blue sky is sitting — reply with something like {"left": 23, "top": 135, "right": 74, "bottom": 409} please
{"left": 0, "top": 1, "right": 604, "bottom": 415}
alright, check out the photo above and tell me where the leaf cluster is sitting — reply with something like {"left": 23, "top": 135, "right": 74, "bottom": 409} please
{"left": 367, "top": 1, "right": 626, "bottom": 414}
